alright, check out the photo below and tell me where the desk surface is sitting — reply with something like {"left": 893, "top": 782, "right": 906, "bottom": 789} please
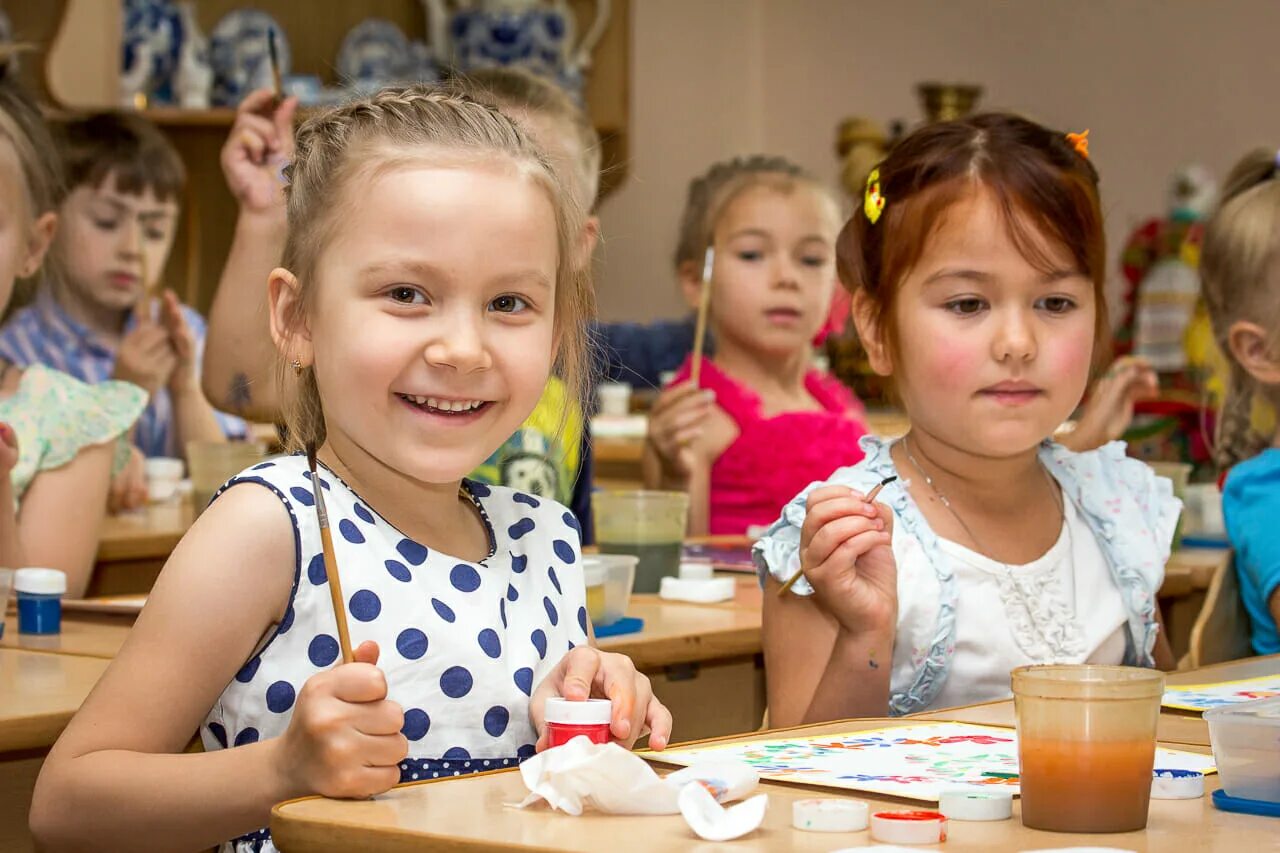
{"left": 0, "top": 648, "right": 110, "bottom": 753}
{"left": 96, "top": 499, "right": 193, "bottom": 563}
{"left": 1, "top": 613, "right": 134, "bottom": 659}
{"left": 271, "top": 715, "right": 1274, "bottom": 852}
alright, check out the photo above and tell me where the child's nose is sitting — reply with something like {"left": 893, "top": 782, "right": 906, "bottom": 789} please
{"left": 423, "top": 314, "right": 493, "bottom": 373}
{"left": 992, "top": 308, "right": 1037, "bottom": 362}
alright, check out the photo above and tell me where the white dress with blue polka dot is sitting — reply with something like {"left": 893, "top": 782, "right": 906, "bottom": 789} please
{"left": 202, "top": 454, "right": 590, "bottom": 853}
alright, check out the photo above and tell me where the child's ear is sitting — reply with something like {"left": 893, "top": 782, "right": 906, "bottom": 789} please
{"left": 19, "top": 211, "right": 58, "bottom": 278}
{"left": 677, "top": 260, "right": 704, "bottom": 310}
{"left": 268, "top": 267, "right": 313, "bottom": 367}
{"left": 1227, "top": 320, "right": 1280, "bottom": 385}
{"left": 851, "top": 287, "right": 893, "bottom": 376}
{"left": 575, "top": 216, "right": 600, "bottom": 269}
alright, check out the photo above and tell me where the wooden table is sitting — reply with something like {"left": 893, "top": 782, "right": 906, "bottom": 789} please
{"left": 0, "top": 648, "right": 111, "bottom": 853}
{"left": 1, "top": 612, "right": 134, "bottom": 659}
{"left": 91, "top": 499, "right": 194, "bottom": 597}
{"left": 270, "top": 715, "right": 1275, "bottom": 852}
{"left": 910, "top": 653, "right": 1280, "bottom": 748}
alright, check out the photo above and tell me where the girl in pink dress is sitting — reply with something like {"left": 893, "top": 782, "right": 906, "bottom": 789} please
{"left": 644, "top": 156, "right": 868, "bottom": 535}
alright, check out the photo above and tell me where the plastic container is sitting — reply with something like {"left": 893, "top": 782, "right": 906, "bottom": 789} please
{"left": 0, "top": 568, "right": 12, "bottom": 640}
{"left": 1205, "top": 695, "right": 1280, "bottom": 804}
{"left": 581, "top": 554, "right": 637, "bottom": 628}
{"left": 593, "top": 491, "right": 689, "bottom": 594}
{"left": 596, "top": 381, "right": 632, "bottom": 417}
{"left": 545, "top": 697, "right": 612, "bottom": 747}
{"left": 1012, "top": 664, "right": 1165, "bottom": 833}
{"left": 1148, "top": 461, "right": 1192, "bottom": 548}
{"left": 15, "top": 568, "right": 67, "bottom": 635}
{"left": 187, "top": 440, "right": 266, "bottom": 514}
{"left": 145, "top": 457, "right": 185, "bottom": 503}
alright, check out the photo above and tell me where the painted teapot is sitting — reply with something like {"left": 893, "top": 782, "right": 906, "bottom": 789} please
{"left": 422, "top": 0, "right": 609, "bottom": 97}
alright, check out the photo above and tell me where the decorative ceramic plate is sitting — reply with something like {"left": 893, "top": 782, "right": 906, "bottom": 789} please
{"left": 337, "top": 18, "right": 411, "bottom": 85}
{"left": 209, "top": 8, "right": 291, "bottom": 106}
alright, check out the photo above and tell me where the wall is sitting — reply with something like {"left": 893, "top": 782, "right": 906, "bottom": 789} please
{"left": 596, "top": 0, "right": 1280, "bottom": 322}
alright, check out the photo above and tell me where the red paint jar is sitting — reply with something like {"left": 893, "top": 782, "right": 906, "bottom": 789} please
{"left": 545, "top": 698, "right": 612, "bottom": 747}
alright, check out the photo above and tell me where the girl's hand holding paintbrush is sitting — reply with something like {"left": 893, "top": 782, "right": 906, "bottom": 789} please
{"left": 786, "top": 482, "right": 898, "bottom": 635}
{"left": 158, "top": 290, "right": 199, "bottom": 395}
{"left": 644, "top": 381, "right": 718, "bottom": 483}
{"left": 221, "top": 89, "right": 298, "bottom": 215}
{"left": 112, "top": 297, "right": 177, "bottom": 395}
{"left": 271, "top": 638, "right": 409, "bottom": 800}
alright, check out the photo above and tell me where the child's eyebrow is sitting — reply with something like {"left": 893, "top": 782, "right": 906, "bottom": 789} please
{"left": 726, "top": 228, "right": 773, "bottom": 241}
{"left": 923, "top": 268, "right": 994, "bottom": 286}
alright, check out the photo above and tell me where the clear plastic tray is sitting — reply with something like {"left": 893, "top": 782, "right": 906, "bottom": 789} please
{"left": 1205, "top": 695, "right": 1280, "bottom": 804}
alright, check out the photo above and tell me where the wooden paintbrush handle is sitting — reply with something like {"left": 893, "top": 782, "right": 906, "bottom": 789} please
{"left": 775, "top": 477, "right": 896, "bottom": 597}
{"left": 319, "top": 526, "right": 355, "bottom": 664}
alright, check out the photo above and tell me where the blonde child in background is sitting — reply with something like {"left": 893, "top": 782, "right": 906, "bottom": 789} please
{"left": 0, "top": 65, "right": 146, "bottom": 591}
{"left": 756, "top": 114, "right": 1178, "bottom": 726}
{"left": 644, "top": 156, "right": 869, "bottom": 536}
{"left": 0, "top": 112, "right": 243, "bottom": 462}
{"left": 31, "top": 87, "right": 670, "bottom": 852}
{"left": 1200, "top": 148, "right": 1280, "bottom": 655}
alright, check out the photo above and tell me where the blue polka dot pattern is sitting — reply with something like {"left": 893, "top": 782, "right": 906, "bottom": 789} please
{"left": 432, "top": 598, "right": 456, "bottom": 623}
{"left": 289, "top": 486, "right": 315, "bottom": 506}
{"left": 511, "top": 554, "right": 528, "bottom": 573}
{"left": 396, "top": 628, "right": 428, "bottom": 660}
{"left": 208, "top": 721, "right": 228, "bottom": 748}
{"left": 235, "top": 657, "right": 261, "bottom": 684}
{"left": 307, "top": 553, "right": 327, "bottom": 585}
{"left": 552, "top": 540, "right": 576, "bottom": 564}
{"left": 251, "top": 462, "right": 275, "bottom": 471}
{"left": 513, "top": 493, "right": 540, "bottom": 508}
{"left": 548, "top": 566, "right": 562, "bottom": 595}
{"left": 402, "top": 708, "right": 430, "bottom": 741}
{"left": 543, "top": 597, "right": 559, "bottom": 626}
{"left": 517, "top": 743, "right": 537, "bottom": 760}
{"left": 266, "top": 680, "right": 296, "bottom": 713}
{"left": 349, "top": 589, "right": 382, "bottom": 622}
{"left": 562, "top": 511, "right": 581, "bottom": 535}
{"left": 531, "top": 629, "right": 547, "bottom": 659}
{"left": 484, "top": 706, "right": 510, "bottom": 737}
{"left": 508, "top": 518, "right": 536, "bottom": 539}
{"left": 234, "top": 728, "right": 260, "bottom": 746}
{"left": 339, "top": 519, "right": 365, "bottom": 544}
{"left": 443, "top": 746, "right": 471, "bottom": 761}
{"left": 278, "top": 605, "right": 295, "bottom": 635}
{"left": 303, "top": 470, "right": 331, "bottom": 490}
{"left": 508, "top": 583, "right": 521, "bottom": 602}
{"left": 353, "top": 502, "right": 374, "bottom": 524}
{"left": 441, "top": 666, "right": 474, "bottom": 698}
{"left": 477, "top": 629, "right": 501, "bottom": 658}
{"left": 514, "top": 667, "right": 534, "bottom": 696}
{"left": 466, "top": 480, "right": 491, "bottom": 497}
{"left": 450, "top": 564, "right": 481, "bottom": 593}
{"left": 578, "top": 606, "right": 589, "bottom": 635}
{"left": 385, "top": 559, "right": 411, "bottom": 582}
{"left": 499, "top": 598, "right": 508, "bottom": 627}
{"left": 396, "top": 539, "right": 429, "bottom": 565}
{"left": 308, "top": 634, "right": 340, "bottom": 668}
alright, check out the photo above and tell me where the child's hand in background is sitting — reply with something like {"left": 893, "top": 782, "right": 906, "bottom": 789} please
{"left": 1061, "top": 356, "right": 1158, "bottom": 452}
{"left": 645, "top": 381, "right": 718, "bottom": 481}
{"left": 272, "top": 640, "right": 407, "bottom": 800}
{"left": 221, "top": 89, "right": 298, "bottom": 215}
{"left": 796, "top": 485, "right": 897, "bottom": 636}
{"left": 159, "top": 291, "right": 199, "bottom": 395}
{"left": 112, "top": 302, "right": 177, "bottom": 396}
{"left": 108, "top": 446, "right": 148, "bottom": 514}
{"left": 0, "top": 421, "right": 18, "bottom": 475}
{"left": 530, "top": 646, "right": 673, "bottom": 752}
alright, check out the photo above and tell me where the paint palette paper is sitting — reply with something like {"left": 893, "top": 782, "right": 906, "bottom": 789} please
{"left": 650, "top": 722, "right": 1216, "bottom": 802}
{"left": 1162, "top": 674, "right": 1280, "bottom": 712}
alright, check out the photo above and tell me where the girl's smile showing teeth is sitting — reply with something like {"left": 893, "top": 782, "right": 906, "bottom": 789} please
{"left": 395, "top": 393, "right": 492, "bottom": 416}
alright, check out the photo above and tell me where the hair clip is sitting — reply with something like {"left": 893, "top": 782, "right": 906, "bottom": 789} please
{"left": 1066, "top": 130, "right": 1090, "bottom": 159}
{"left": 864, "top": 167, "right": 885, "bottom": 225}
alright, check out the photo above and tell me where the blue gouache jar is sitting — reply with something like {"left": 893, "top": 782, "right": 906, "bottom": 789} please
{"left": 15, "top": 568, "right": 66, "bottom": 635}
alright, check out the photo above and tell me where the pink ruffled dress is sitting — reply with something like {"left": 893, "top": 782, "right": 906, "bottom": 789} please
{"left": 672, "top": 357, "right": 869, "bottom": 535}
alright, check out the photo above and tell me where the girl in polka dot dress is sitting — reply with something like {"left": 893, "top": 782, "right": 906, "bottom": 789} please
{"left": 31, "top": 87, "right": 672, "bottom": 853}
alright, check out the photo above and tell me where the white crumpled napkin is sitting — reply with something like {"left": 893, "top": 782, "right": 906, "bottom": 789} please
{"left": 513, "top": 736, "right": 767, "bottom": 841}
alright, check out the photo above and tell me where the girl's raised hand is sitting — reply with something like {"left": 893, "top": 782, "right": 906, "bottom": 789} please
{"left": 645, "top": 381, "right": 716, "bottom": 480}
{"left": 271, "top": 640, "right": 407, "bottom": 800}
{"left": 220, "top": 89, "right": 298, "bottom": 215}
{"left": 796, "top": 485, "right": 898, "bottom": 636}
{"left": 159, "top": 290, "right": 198, "bottom": 395}
{"left": 1062, "top": 356, "right": 1158, "bottom": 451}
{"left": 530, "top": 646, "right": 673, "bottom": 752}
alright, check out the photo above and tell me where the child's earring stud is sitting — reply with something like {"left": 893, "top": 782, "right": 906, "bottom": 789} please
{"left": 292, "top": 358, "right": 303, "bottom": 375}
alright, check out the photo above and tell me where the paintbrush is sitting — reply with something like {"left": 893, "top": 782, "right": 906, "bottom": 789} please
{"left": 689, "top": 246, "right": 714, "bottom": 388}
{"left": 135, "top": 221, "right": 154, "bottom": 323}
{"left": 775, "top": 475, "right": 898, "bottom": 597}
{"left": 267, "top": 27, "right": 283, "bottom": 103}
{"left": 307, "top": 442, "right": 355, "bottom": 664}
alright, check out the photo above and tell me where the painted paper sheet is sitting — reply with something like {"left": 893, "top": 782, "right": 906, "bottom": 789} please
{"left": 1162, "top": 674, "right": 1280, "bottom": 712}
{"left": 650, "top": 722, "right": 1216, "bottom": 802}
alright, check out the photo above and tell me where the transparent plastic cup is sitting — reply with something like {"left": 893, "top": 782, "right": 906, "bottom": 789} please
{"left": 1149, "top": 461, "right": 1192, "bottom": 548}
{"left": 187, "top": 440, "right": 266, "bottom": 514}
{"left": 592, "top": 491, "right": 688, "bottom": 594}
{"left": 1012, "top": 664, "right": 1165, "bottom": 832}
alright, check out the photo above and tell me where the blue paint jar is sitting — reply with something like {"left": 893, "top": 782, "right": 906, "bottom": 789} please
{"left": 15, "top": 568, "right": 66, "bottom": 635}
